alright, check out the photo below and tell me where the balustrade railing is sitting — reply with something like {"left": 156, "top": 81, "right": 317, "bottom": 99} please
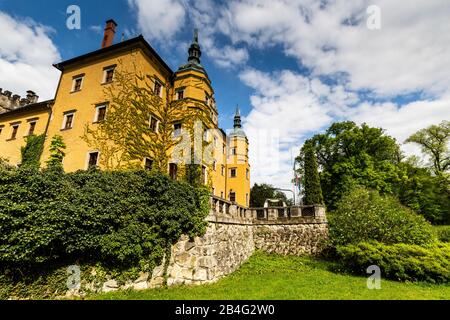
{"left": 210, "top": 196, "right": 326, "bottom": 221}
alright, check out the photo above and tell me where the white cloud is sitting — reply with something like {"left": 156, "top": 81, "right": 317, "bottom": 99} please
{"left": 128, "top": 0, "right": 186, "bottom": 42}
{"left": 0, "top": 12, "right": 61, "bottom": 101}
{"left": 128, "top": 0, "right": 249, "bottom": 69}
{"left": 241, "top": 68, "right": 450, "bottom": 190}
{"left": 218, "top": 0, "right": 450, "bottom": 96}
{"left": 89, "top": 25, "right": 102, "bottom": 34}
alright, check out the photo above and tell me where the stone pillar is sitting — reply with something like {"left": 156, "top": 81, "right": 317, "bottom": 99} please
{"left": 267, "top": 208, "right": 278, "bottom": 221}
{"left": 314, "top": 205, "right": 326, "bottom": 219}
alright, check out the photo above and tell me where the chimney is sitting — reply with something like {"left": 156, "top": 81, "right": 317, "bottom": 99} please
{"left": 26, "top": 90, "right": 38, "bottom": 104}
{"left": 4, "top": 90, "right": 11, "bottom": 98}
{"left": 101, "top": 19, "right": 118, "bottom": 48}
{"left": 11, "top": 94, "right": 20, "bottom": 108}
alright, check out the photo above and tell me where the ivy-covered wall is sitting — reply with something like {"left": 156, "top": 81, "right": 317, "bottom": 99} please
{"left": 0, "top": 167, "right": 210, "bottom": 298}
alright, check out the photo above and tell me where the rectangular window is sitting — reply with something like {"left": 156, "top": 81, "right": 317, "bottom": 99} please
{"left": 144, "top": 158, "right": 153, "bottom": 171}
{"left": 72, "top": 76, "right": 83, "bottom": 92}
{"left": 28, "top": 121, "right": 36, "bottom": 136}
{"left": 230, "top": 191, "right": 236, "bottom": 203}
{"left": 87, "top": 152, "right": 99, "bottom": 169}
{"left": 10, "top": 124, "right": 19, "bottom": 140}
{"left": 169, "top": 163, "right": 178, "bottom": 180}
{"left": 154, "top": 81, "right": 162, "bottom": 97}
{"left": 202, "top": 165, "right": 207, "bottom": 185}
{"left": 95, "top": 105, "right": 107, "bottom": 122}
{"left": 246, "top": 168, "right": 249, "bottom": 180}
{"left": 212, "top": 188, "right": 215, "bottom": 196}
{"left": 230, "top": 168, "right": 237, "bottom": 178}
{"left": 212, "top": 161, "right": 216, "bottom": 171}
{"left": 220, "top": 191, "right": 224, "bottom": 199}
{"left": 214, "top": 136, "right": 218, "bottom": 147}
{"left": 63, "top": 113, "right": 74, "bottom": 130}
{"left": 173, "top": 122, "right": 182, "bottom": 136}
{"left": 246, "top": 193, "right": 249, "bottom": 206}
{"left": 231, "top": 147, "right": 237, "bottom": 155}
{"left": 205, "top": 92, "right": 210, "bottom": 105}
{"left": 103, "top": 66, "right": 115, "bottom": 84}
{"left": 177, "top": 90, "right": 184, "bottom": 100}
{"left": 223, "top": 144, "right": 226, "bottom": 154}
{"left": 221, "top": 165, "right": 225, "bottom": 176}
{"left": 149, "top": 116, "right": 159, "bottom": 133}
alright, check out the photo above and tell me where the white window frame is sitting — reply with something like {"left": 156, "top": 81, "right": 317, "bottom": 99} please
{"left": 173, "top": 122, "right": 182, "bottom": 137}
{"left": 176, "top": 89, "right": 184, "bottom": 100}
{"left": 154, "top": 80, "right": 163, "bottom": 97}
{"left": 62, "top": 112, "right": 75, "bottom": 130}
{"left": 103, "top": 67, "right": 115, "bottom": 84}
{"left": 86, "top": 151, "right": 100, "bottom": 170}
{"left": 72, "top": 76, "right": 84, "bottom": 92}
{"left": 149, "top": 115, "right": 159, "bottom": 133}
{"left": 144, "top": 157, "right": 153, "bottom": 171}
{"left": 94, "top": 104, "right": 107, "bottom": 122}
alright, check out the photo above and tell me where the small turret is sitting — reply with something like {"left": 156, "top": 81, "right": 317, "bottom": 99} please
{"left": 234, "top": 105, "right": 242, "bottom": 129}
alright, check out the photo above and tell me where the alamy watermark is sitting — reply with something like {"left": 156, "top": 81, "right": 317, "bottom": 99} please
{"left": 366, "top": 265, "right": 382, "bottom": 290}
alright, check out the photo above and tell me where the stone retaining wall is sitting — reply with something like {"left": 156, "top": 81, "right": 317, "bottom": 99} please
{"left": 69, "top": 209, "right": 328, "bottom": 296}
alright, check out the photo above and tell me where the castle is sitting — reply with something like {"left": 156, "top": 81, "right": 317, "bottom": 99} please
{"left": 0, "top": 20, "right": 250, "bottom": 207}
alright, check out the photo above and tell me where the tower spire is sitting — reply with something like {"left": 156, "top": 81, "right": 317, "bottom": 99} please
{"left": 188, "top": 28, "right": 202, "bottom": 65}
{"left": 234, "top": 105, "right": 242, "bottom": 129}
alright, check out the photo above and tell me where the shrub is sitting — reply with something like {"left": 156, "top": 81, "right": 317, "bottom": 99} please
{"left": 0, "top": 167, "right": 210, "bottom": 273}
{"left": 328, "top": 187, "right": 436, "bottom": 246}
{"left": 337, "top": 241, "right": 450, "bottom": 283}
{"left": 434, "top": 226, "right": 450, "bottom": 243}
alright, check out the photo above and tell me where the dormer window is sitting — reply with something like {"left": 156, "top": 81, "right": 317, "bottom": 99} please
{"left": 177, "top": 89, "right": 184, "bottom": 100}
{"left": 103, "top": 66, "right": 115, "bottom": 84}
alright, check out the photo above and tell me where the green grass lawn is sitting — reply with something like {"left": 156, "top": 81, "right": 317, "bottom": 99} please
{"left": 91, "top": 252, "right": 450, "bottom": 300}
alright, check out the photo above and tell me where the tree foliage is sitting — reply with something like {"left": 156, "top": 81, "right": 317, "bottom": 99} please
{"left": 46, "top": 135, "right": 66, "bottom": 169}
{"left": 0, "top": 167, "right": 210, "bottom": 273}
{"left": 250, "top": 183, "right": 292, "bottom": 207}
{"left": 82, "top": 65, "right": 213, "bottom": 174}
{"left": 406, "top": 120, "right": 450, "bottom": 176}
{"left": 328, "top": 187, "right": 435, "bottom": 246}
{"left": 299, "top": 142, "right": 324, "bottom": 205}
{"left": 297, "top": 121, "right": 403, "bottom": 210}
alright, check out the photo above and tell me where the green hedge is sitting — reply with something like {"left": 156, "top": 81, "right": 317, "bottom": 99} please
{"left": 434, "top": 226, "right": 450, "bottom": 243}
{"left": 328, "top": 187, "right": 436, "bottom": 246}
{"left": 0, "top": 167, "right": 210, "bottom": 273}
{"left": 337, "top": 242, "right": 450, "bottom": 283}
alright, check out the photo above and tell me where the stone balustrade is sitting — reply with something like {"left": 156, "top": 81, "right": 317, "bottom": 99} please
{"left": 210, "top": 196, "right": 327, "bottom": 223}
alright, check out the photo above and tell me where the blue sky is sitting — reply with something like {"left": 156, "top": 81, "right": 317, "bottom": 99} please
{"left": 1, "top": 0, "right": 449, "bottom": 190}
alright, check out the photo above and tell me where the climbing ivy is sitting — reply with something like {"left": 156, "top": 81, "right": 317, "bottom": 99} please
{"left": 20, "top": 134, "right": 45, "bottom": 169}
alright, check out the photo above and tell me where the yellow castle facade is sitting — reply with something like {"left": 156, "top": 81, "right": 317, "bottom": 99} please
{"left": 0, "top": 20, "right": 250, "bottom": 207}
